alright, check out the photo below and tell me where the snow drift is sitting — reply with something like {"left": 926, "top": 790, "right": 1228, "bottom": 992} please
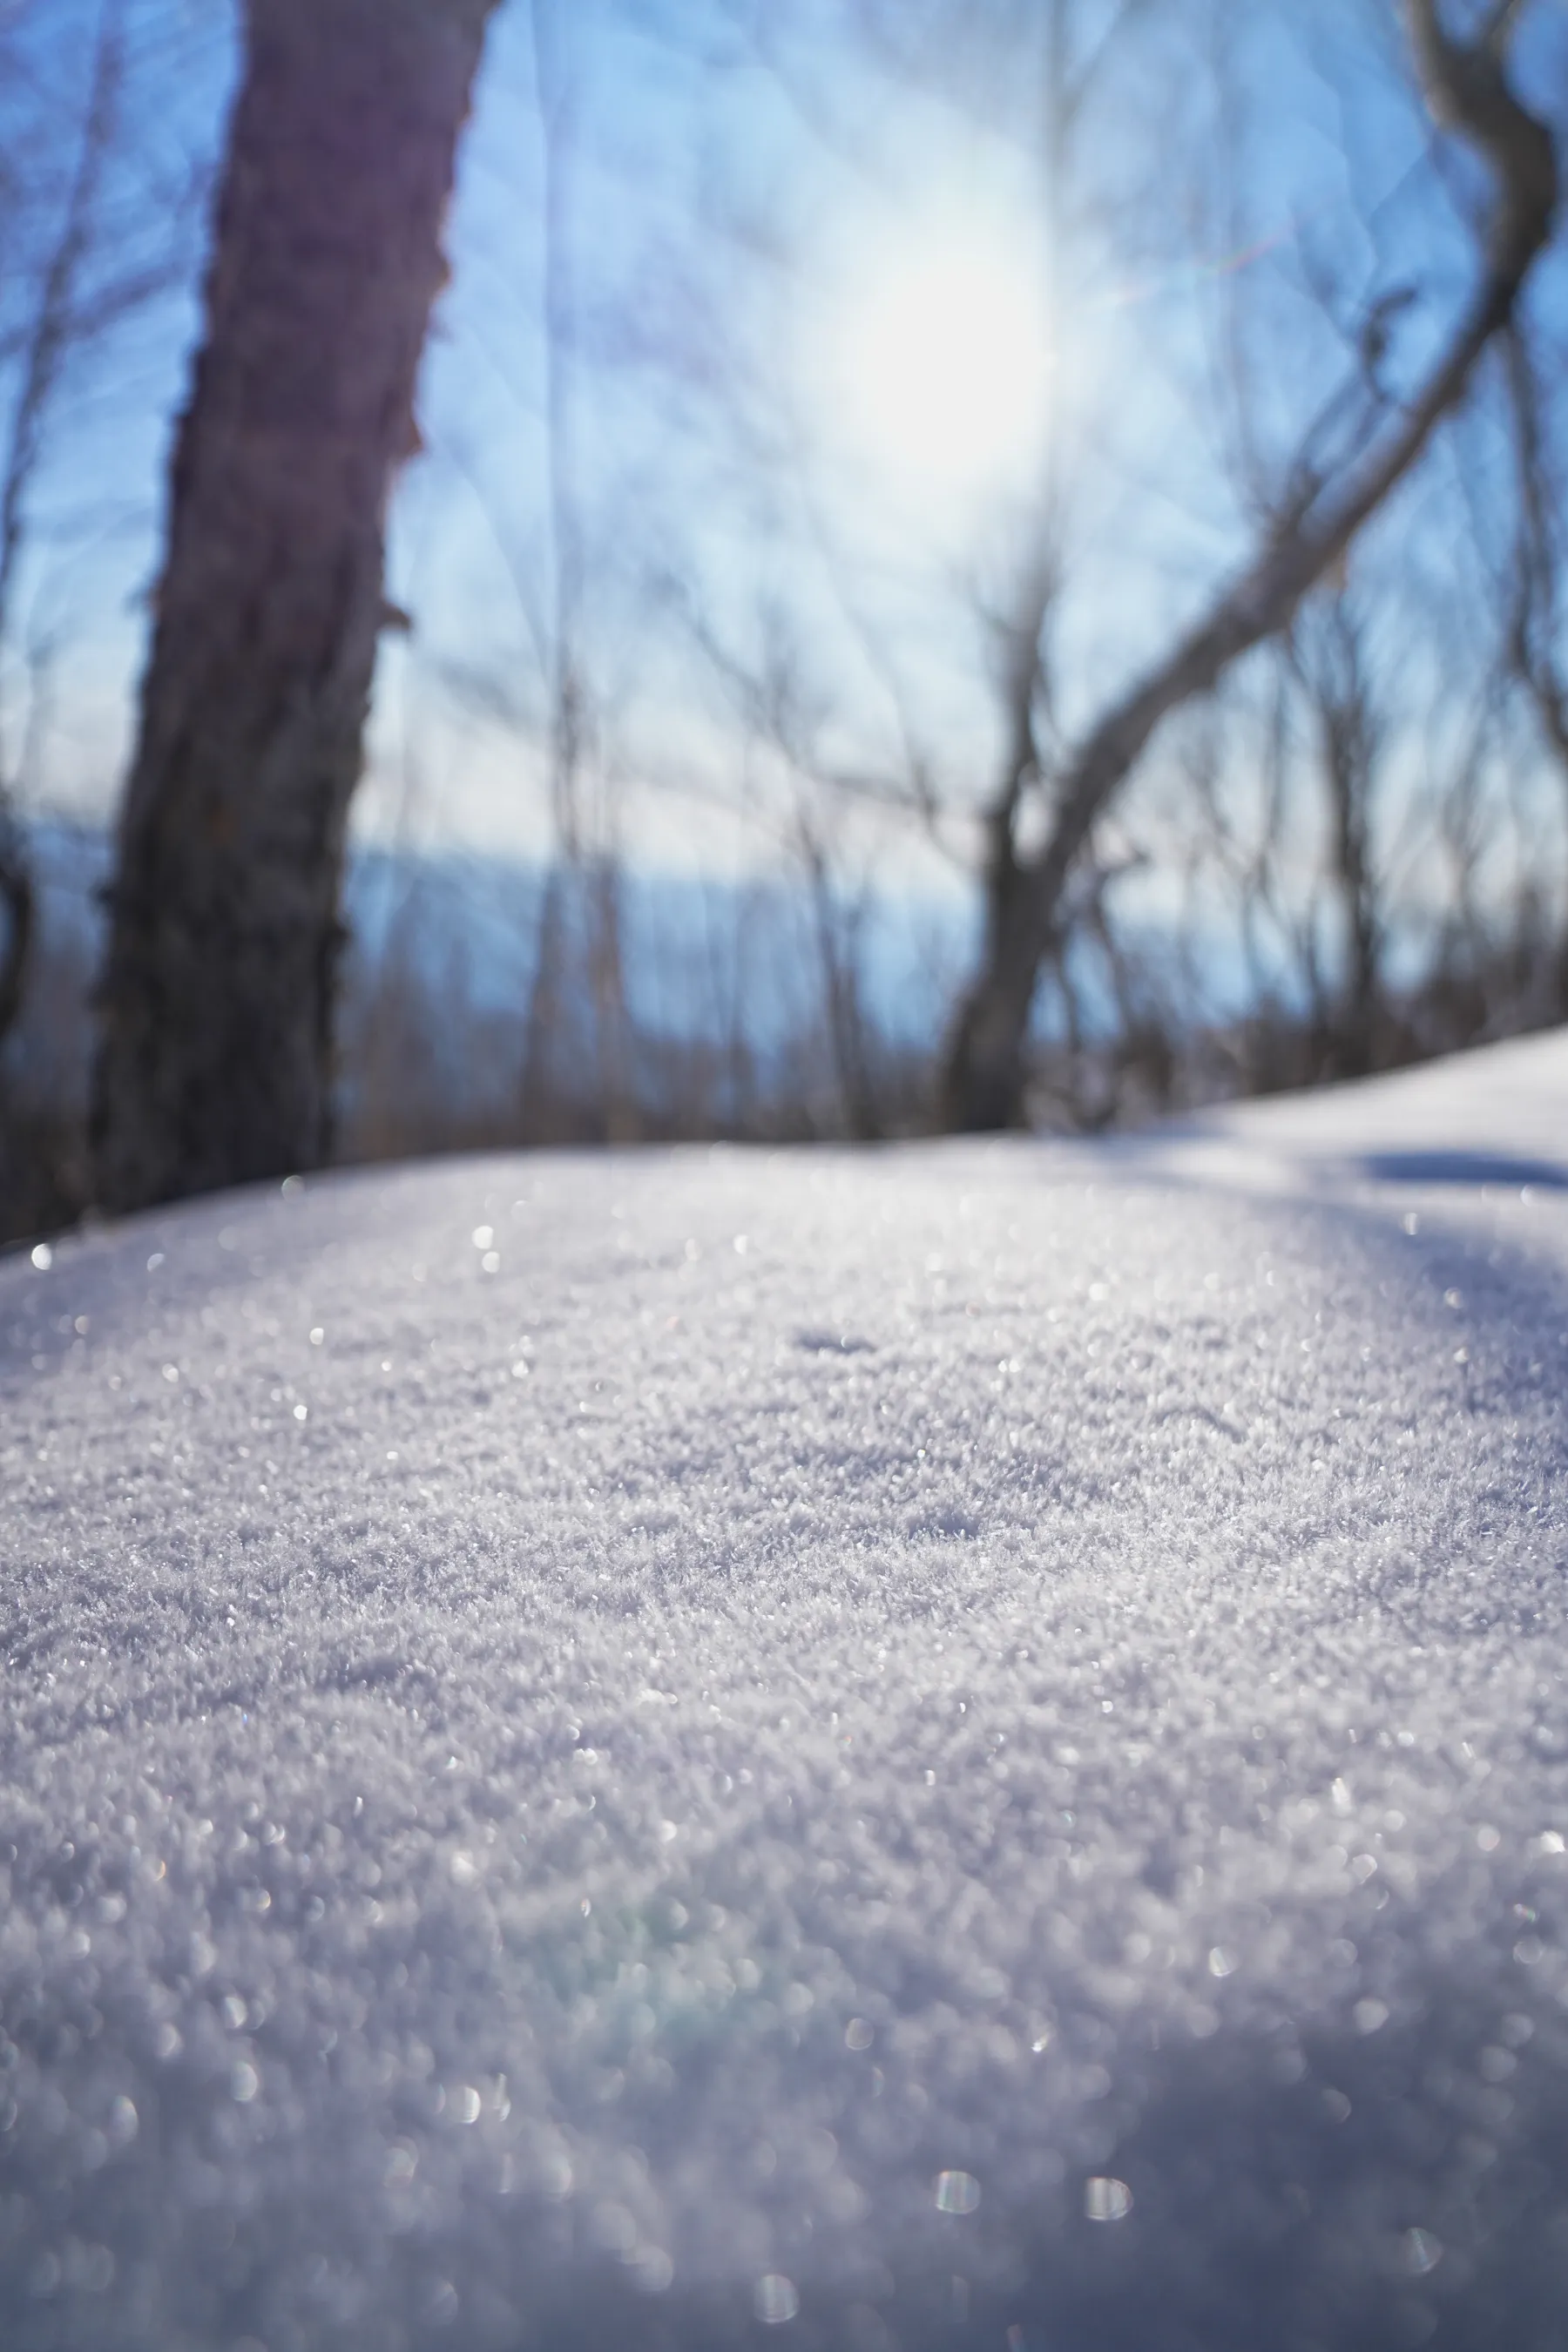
{"left": 6, "top": 1031, "right": 1568, "bottom": 2349}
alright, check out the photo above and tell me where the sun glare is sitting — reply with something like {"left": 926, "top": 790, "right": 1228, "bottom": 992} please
{"left": 835, "top": 233, "right": 1051, "bottom": 498}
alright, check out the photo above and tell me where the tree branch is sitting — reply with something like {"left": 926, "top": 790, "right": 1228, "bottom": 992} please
{"left": 1002, "top": 0, "right": 1556, "bottom": 1010}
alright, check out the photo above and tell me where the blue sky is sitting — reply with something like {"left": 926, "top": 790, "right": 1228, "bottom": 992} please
{"left": 5, "top": 0, "right": 1568, "bottom": 970}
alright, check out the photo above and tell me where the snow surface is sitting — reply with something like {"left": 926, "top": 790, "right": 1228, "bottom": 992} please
{"left": 7, "top": 1031, "right": 1568, "bottom": 2350}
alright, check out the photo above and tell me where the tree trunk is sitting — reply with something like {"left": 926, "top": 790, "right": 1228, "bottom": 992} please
{"left": 0, "top": 814, "right": 34, "bottom": 1051}
{"left": 1328, "top": 711, "right": 1381, "bottom": 1079}
{"left": 91, "top": 0, "right": 497, "bottom": 1213}
{"left": 939, "top": 885, "right": 1044, "bottom": 1132}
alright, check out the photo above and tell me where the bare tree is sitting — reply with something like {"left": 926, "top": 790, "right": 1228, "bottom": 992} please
{"left": 514, "top": 0, "right": 638, "bottom": 1146}
{"left": 91, "top": 0, "right": 502, "bottom": 1213}
{"left": 939, "top": 0, "right": 1558, "bottom": 1130}
{"left": 1504, "top": 322, "right": 1568, "bottom": 815}
{"left": 0, "top": 0, "right": 216, "bottom": 1253}
{"left": 0, "top": 0, "right": 178, "bottom": 1050}
{"left": 1286, "top": 589, "right": 1389, "bottom": 1079}
{"left": 0, "top": 3, "right": 130, "bottom": 1049}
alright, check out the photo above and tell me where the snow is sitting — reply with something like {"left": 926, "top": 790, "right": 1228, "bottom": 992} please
{"left": 5, "top": 1032, "right": 1568, "bottom": 2349}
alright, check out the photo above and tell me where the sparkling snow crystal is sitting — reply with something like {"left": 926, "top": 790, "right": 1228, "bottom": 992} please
{"left": 6, "top": 1033, "right": 1568, "bottom": 2347}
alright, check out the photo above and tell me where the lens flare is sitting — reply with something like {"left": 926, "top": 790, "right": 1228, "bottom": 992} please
{"left": 835, "top": 232, "right": 1051, "bottom": 495}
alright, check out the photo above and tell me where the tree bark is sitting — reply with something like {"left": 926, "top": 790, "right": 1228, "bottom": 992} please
{"left": 939, "top": 0, "right": 1557, "bottom": 1132}
{"left": 0, "top": 814, "right": 33, "bottom": 1050}
{"left": 91, "top": 0, "right": 497, "bottom": 1213}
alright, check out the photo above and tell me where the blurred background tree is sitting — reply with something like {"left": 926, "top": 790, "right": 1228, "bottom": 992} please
{"left": 0, "top": 0, "right": 215, "bottom": 1229}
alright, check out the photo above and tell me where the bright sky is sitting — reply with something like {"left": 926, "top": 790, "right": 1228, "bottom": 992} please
{"left": 6, "top": 0, "right": 1568, "bottom": 923}
{"left": 820, "top": 207, "right": 1054, "bottom": 502}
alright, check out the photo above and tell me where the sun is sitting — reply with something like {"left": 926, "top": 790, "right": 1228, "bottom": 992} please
{"left": 833, "top": 230, "right": 1051, "bottom": 498}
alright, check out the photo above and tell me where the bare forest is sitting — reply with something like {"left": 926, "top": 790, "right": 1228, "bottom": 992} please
{"left": 3, "top": 0, "right": 1567, "bottom": 1236}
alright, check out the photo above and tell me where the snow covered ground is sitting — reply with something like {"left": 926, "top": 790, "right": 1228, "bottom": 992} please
{"left": 6, "top": 1031, "right": 1568, "bottom": 2351}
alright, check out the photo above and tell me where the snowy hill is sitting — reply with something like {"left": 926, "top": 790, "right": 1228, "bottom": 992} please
{"left": 6, "top": 1032, "right": 1568, "bottom": 2349}
{"left": 1134, "top": 1019, "right": 1568, "bottom": 1196}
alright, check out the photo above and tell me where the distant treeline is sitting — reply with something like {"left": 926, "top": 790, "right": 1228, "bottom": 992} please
{"left": 3, "top": 816, "right": 1562, "bottom": 1249}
